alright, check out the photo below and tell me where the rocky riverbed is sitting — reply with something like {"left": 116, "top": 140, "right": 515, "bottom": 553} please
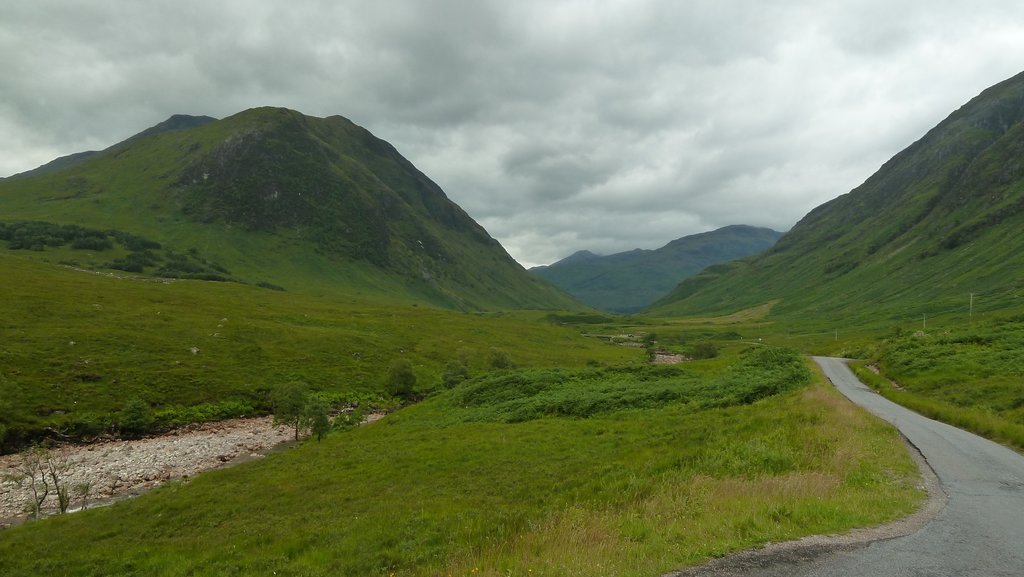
{"left": 0, "top": 416, "right": 296, "bottom": 526}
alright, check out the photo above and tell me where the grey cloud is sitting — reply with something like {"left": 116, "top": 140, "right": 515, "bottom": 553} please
{"left": 4, "top": 1, "right": 1024, "bottom": 268}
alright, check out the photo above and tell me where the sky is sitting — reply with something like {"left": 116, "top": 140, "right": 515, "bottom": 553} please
{"left": 4, "top": 1, "right": 1024, "bottom": 267}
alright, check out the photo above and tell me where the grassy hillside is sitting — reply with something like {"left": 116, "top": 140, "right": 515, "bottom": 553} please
{"left": 0, "top": 348, "right": 924, "bottom": 576}
{"left": 0, "top": 107, "right": 577, "bottom": 311}
{"left": 649, "top": 70, "right": 1024, "bottom": 328}
{"left": 848, "top": 314, "right": 1024, "bottom": 452}
{"left": 532, "top": 225, "right": 781, "bottom": 313}
{"left": 0, "top": 253, "right": 633, "bottom": 450}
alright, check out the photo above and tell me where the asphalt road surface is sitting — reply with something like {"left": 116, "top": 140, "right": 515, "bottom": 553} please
{"left": 673, "top": 356, "right": 1024, "bottom": 577}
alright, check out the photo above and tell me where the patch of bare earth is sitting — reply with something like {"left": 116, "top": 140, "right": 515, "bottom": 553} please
{"left": 653, "top": 352, "right": 688, "bottom": 364}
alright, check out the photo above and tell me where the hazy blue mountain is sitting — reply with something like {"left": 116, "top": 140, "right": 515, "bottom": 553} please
{"left": 531, "top": 225, "right": 782, "bottom": 313}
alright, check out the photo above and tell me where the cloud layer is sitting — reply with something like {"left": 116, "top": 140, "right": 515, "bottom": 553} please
{"left": 5, "top": 1, "right": 1024, "bottom": 266}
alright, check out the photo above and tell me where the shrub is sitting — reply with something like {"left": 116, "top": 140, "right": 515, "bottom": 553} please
{"left": 71, "top": 236, "right": 114, "bottom": 251}
{"left": 690, "top": 342, "right": 719, "bottom": 360}
{"left": 386, "top": 359, "right": 417, "bottom": 400}
{"left": 441, "top": 360, "right": 470, "bottom": 388}
{"left": 487, "top": 348, "right": 514, "bottom": 370}
{"left": 119, "top": 398, "right": 155, "bottom": 438}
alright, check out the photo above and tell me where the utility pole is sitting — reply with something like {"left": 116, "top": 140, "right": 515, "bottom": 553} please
{"left": 923, "top": 313, "right": 927, "bottom": 331}
{"left": 970, "top": 293, "right": 974, "bottom": 323}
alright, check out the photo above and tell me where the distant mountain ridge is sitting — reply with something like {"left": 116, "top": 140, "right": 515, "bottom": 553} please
{"left": 531, "top": 225, "right": 782, "bottom": 313}
{"left": 649, "top": 70, "right": 1024, "bottom": 322}
{"left": 0, "top": 107, "right": 578, "bottom": 311}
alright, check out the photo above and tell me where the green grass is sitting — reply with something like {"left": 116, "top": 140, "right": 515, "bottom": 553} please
{"left": 848, "top": 316, "right": 1024, "bottom": 451}
{"left": 0, "top": 253, "right": 636, "bottom": 449}
{"left": 0, "top": 348, "right": 924, "bottom": 576}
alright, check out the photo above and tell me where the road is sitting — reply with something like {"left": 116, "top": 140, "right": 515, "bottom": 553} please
{"left": 674, "top": 356, "right": 1024, "bottom": 577}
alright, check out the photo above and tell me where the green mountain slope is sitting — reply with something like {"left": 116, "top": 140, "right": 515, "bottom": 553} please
{"left": 650, "top": 70, "right": 1024, "bottom": 325}
{"left": 531, "top": 225, "right": 781, "bottom": 313}
{"left": 0, "top": 251, "right": 631, "bottom": 449}
{"left": 0, "top": 107, "right": 576, "bottom": 310}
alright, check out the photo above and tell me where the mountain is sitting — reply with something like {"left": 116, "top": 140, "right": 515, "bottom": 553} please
{"left": 4, "top": 114, "right": 218, "bottom": 180}
{"left": 0, "top": 107, "right": 577, "bottom": 310}
{"left": 649, "top": 70, "right": 1024, "bottom": 323}
{"left": 531, "top": 225, "right": 782, "bottom": 313}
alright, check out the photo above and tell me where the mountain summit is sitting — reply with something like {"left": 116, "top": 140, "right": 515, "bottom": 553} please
{"left": 0, "top": 107, "right": 576, "bottom": 310}
{"left": 650, "top": 70, "right": 1024, "bottom": 321}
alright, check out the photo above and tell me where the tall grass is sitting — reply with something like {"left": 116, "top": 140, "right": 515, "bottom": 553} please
{"left": 0, "top": 348, "right": 924, "bottom": 576}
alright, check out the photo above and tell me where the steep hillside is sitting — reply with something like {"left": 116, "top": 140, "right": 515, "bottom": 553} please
{"left": 0, "top": 108, "right": 576, "bottom": 310}
{"left": 650, "top": 70, "right": 1024, "bottom": 325}
{"left": 532, "top": 225, "right": 781, "bottom": 313}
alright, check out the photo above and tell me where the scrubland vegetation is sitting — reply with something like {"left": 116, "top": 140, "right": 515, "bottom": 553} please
{"left": 849, "top": 316, "right": 1024, "bottom": 451}
{"left": 0, "top": 346, "right": 923, "bottom": 576}
{"left": 0, "top": 252, "right": 634, "bottom": 452}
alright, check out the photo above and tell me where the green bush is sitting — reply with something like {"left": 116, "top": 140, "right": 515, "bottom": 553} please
{"left": 386, "top": 359, "right": 417, "bottom": 400}
{"left": 441, "top": 360, "right": 470, "bottom": 388}
{"left": 690, "top": 342, "right": 719, "bottom": 359}
{"left": 119, "top": 398, "right": 155, "bottom": 438}
{"left": 448, "top": 349, "right": 810, "bottom": 424}
{"left": 487, "top": 347, "right": 514, "bottom": 370}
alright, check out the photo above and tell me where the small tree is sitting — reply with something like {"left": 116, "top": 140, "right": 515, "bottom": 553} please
{"left": 11, "top": 447, "right": 51, "bottom": 518}
{"left": 46, "top": 451, "right": 72, "bottom": 514}
{"left": 306, "top": 396, "right": 331, "bottom": 442}
{"left": 271, "top": 382, "right": 310, "bottom": 441}
{"left": 6, "top": 446, "right": 73, "bottom": 518}
{"left": 74, "top": 480, "right": 93, "bottom": 511}
{"left": 386, "top": 359, "right": 417, "bottom": 400}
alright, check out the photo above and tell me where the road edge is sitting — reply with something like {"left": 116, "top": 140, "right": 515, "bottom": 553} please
{"left": 661, "top": 358, "right": 948, "bottom": 577}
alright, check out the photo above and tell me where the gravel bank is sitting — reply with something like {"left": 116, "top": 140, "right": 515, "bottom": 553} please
{"left": 1, "top": 416, "right": 295, "bottom": 526}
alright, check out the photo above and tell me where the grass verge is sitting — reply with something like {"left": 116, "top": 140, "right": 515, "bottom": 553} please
{"left": 849, "top": 362, "right": 1024, "bottom": 452}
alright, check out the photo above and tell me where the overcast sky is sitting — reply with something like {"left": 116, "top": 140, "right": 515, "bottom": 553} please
{"left": 4, "top": 1, "right": 1024, "bottom": 267}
